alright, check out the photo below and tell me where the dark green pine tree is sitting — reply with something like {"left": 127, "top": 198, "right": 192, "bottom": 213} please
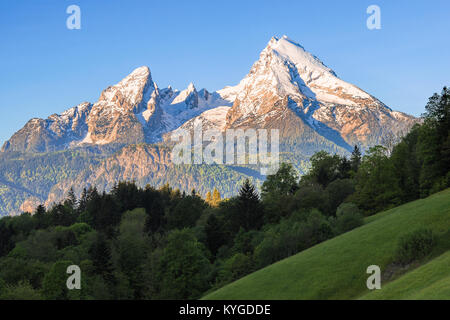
{"left": 89, "top": 233, "right": 114, "bottom": 284}
{"left": 77, "top": 188, "right": 88, "bottom": 213}
{"left": 205, "top": 214, "right": 226, "bottom": 255}
{"left": 350, "top": 145, "right": 362, "bottom": 172}
{"left": 87, "top": 186, "right": 100, "bottom": 202}
{"left": 238, "top": 179, "right": 264, "bottom": 231}
{"left": 0, "top": 221, "right": 14, "bottom": 257}
{"left": 34, "top": 204, "right": 47, "bottom": 229}
{"left": 64, "top": 187, "right": 77, "bottom": 211}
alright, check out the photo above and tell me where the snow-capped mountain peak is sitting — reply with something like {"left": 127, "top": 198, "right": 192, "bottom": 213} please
{"left": 187, "top": 82, "right": 196, "bottom": 91}
{"left": 225, "top": 35, "right": 417, "bottom": 147}
{"left": 2, "top": 36, "right": 417, "bottom": 154}
{"left": 241, "top": 35, "right": 374, "bottom": 106}
{"left": 269, "top": 35, "right": 337, "bottom": 77}
{"left": 171, "top": 82, "right": 198, "bottom": 107}
{"left": 96, "top": 66, "right": 154, "bottom": 114}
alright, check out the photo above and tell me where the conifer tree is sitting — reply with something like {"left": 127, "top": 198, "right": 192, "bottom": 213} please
{"left": 205, "top": 191, "right": 212, "bottom": 205}
{"left": 212, "top": 188, "right": 221, "bottom": 206}
{"left": 350, "top": 145, "right": 362, "bottom": 172}
{"left": 65, "top": 188, "right": 77, "bottom": 211}
{"left": 78, "top": 188, "right": 88, "bottom": 212}
{"left": 89, "top": 233, "right": 114, "bottom": 284}
{"left": 238, "top": 179, "right": 263, "bottom": 231}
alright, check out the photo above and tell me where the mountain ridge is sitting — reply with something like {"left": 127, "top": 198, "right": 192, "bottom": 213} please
{"left": 2, "top": 35, "right": 417, "bottom": 154}
{"left": 0, "top": 35, "right": 419, "bottom": 215}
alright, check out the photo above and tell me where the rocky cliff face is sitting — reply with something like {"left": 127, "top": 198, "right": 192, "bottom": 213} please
{"left": 44, "top": 144, "right": 173, "bottom": 206}
{"left": 1, "top": 102, "right": 92, "bottom": 153}
{"left": 82, "top": 66, "right": 154, "bottom": 146}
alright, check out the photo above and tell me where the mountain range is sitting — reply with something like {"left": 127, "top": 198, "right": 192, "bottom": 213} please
{"left": 0, "top": 36, "right": 417, "bottom": 216}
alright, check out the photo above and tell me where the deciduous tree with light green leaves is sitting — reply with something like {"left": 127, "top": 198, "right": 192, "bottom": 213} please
{"left": 156, "top": 229, "right": 212, "bottom": 299}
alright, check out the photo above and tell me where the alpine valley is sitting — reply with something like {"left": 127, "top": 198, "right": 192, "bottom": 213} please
{"left": 0, "top": 36, "right": 417, "bottom": 216}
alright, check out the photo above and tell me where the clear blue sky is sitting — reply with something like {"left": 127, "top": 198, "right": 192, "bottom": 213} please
{"left": 1, "top": 0, "right": 449, "bottom": 146}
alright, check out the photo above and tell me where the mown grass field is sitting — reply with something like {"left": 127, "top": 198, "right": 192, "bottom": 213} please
{"left": 203, "top": 189, "right": 450, "bottom": 300}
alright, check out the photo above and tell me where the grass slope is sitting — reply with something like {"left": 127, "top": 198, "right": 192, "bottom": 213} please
{"left": 360, "top": 251, "right": 450, "bottom": 300}
{"left": 204, "top": 189, "right": 450, "bottom": 300}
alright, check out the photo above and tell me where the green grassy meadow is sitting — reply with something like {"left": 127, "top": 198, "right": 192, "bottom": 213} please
{"left": 204, "top": 189, "right": 450, "bottom": 300}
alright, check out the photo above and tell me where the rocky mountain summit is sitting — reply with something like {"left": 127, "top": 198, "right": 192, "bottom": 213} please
{"left": 218, "top": 36, "right": 414, "bottom": 149}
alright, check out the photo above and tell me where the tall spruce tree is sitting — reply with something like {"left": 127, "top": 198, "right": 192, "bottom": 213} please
{"left": 238, "top": 179, "right": 264, "bottom": 231}
{"left": 350, "top": 145, "right": 362, "bottom": 172}
{"left": 89, "top": 233, "right": 114, "bottom": 284}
